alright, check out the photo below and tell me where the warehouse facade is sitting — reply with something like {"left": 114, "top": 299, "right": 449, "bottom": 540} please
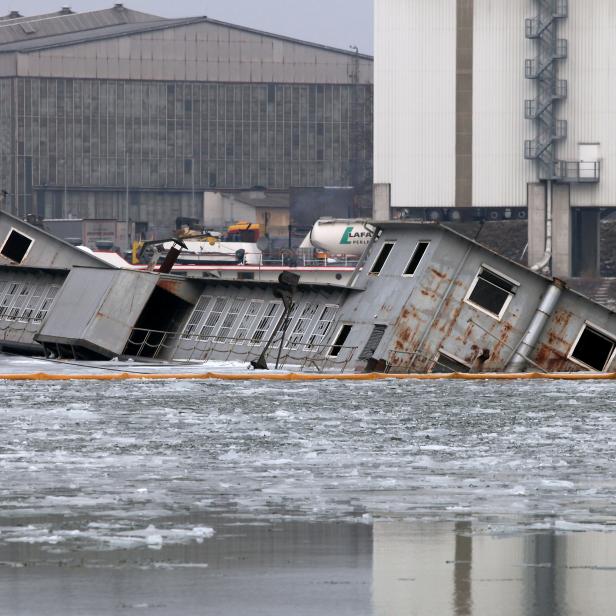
{"left": 0, "top": 5, "right": 373, "bottom": 237}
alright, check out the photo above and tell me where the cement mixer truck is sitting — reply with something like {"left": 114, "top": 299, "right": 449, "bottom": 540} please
{"left": 300, "top": 219, "right": 377, "bottom": 257}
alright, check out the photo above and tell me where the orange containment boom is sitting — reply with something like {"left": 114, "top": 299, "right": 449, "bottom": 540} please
{"left": 0, "top": 372, "right": 616, "bottom": 382}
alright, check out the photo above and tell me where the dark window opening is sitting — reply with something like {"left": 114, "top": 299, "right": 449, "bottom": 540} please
{"left": 570, "top": 325, "right": 616, "bottom": 371}
{"left": 432, "top": 352, "right": 471, "bottom": 374}
{"left": 369, "top": 242, "right": 395, "bottom": 275}
{"left": 1, "top": 230, "right": 33, "bottom": 263}
{"left": 267, "top": 84, "right": 276, "bottom": 104}
{"left": 184, "top": 159, "right": 193, "bottom": 175}
{"left": 358, "top": 324, "right": 387, "bottom": 360}
{"left": 329, "top": 324, "right": 352, "bottom": 357}
{"left": 123, "top": 287, "right": 192, "bottom": 358}
{"left": 467, "top": 267, "right": 517, "bottom": 317}
{"left": 403, "top": 241, "right": 430, "bottom": 276}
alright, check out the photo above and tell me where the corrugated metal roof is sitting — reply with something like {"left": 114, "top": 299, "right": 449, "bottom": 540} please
{"left": 0, "top": 7, "right": 163, "bottom": 45}
{"left": 0, "top": 10, "right": 372, "bottom": 60}
{"left": 0, "top": 17, "right": 201, "bottom": 53}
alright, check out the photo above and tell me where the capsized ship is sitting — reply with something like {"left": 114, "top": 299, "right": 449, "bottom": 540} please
{"left": 1, "top": 210, "right": 615, "bottom": 374}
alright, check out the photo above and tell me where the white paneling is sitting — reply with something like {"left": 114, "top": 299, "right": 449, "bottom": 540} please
{"left": 374, "top": 0, "right": 457, "bottom": 207}
{"left": 473, "top": 0, "right": 537, "bottom": 206}
{"left": 562, "top": 0, "right": 615, "bottom": 206}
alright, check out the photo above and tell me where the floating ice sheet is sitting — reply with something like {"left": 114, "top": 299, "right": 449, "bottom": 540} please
{"left": 1, "top": 355, "right": 616, "bottom": 549}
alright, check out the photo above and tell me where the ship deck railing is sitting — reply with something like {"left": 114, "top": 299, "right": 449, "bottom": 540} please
{"left": 123, "top": 327, "right": 358, "bottom": 373}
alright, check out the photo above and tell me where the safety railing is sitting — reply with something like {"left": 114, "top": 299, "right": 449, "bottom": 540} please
{"left": 0, "top": 316, "right": 45, "bottom": 345}
{"left": 123, "top": 326, "right": 359, "bottom": 373}
{"left": 554, "top": 160, "right": 601, "bottom": 183}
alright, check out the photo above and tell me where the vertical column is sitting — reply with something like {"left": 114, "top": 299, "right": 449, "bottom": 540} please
{"left": 527, "top": 182, "right": 547, "bottom": 267}
{"left": 455, "top": 0, "right": 473, "bottom": 206}
{"left": 373, "top": 183, "right": 391, "bottom": 220}
{"left": 551, "top": 183, "right": 572, "bottom": 277}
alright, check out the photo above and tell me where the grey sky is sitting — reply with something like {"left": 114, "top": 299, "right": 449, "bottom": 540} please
{"left": 4, "top": 0, "right": 373, "bottom": 54}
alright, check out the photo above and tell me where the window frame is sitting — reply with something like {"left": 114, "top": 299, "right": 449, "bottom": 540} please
{"left": 368, "top": 241, "right": 396, "bottom": 276}
{"left": 463, "top": 264, "right": 519, "bottom": 321}
{"left": 0, "top": 228, "right": 35, "bottom": 264}
{"left": 402, "top": 241, "right": 430, "bottom": 277}
{"left": 567, "top": 320, "right": 616, "bottom": 372}
{"left": 327, "top": 324, "right": 353, "bottom": 358}
{"left": 431, "top": 349, "right": 472, "bottom": 374}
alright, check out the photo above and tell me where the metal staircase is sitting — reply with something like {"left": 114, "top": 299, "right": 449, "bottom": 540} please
{"left": 524, "top": 0, "right": 600, "bottom": 182}
{"left": 524, "top": 0, "right": 569, "bottom": 180}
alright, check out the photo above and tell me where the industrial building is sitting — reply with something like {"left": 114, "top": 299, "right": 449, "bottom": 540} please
{"left": 0, "top": 4, "right": 373, "bottom": 241}
{"left": 374, "top": 0, "right": 612, "bottom": 278}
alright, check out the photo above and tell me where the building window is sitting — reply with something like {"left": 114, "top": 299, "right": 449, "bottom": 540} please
{"left": 403, "top": 241, "right": 430, "bottom": 276}
{"left": 0, "top": 229, "right": 34, "bottom": 264}
{"left": 568, "top": 323, "right": 616, "bottom": 372}
{"left": 328, "top": 324, "right": 352, "bottom": 358}
{"left": 464, "top": 266, "right": 518, "bottom": 320}
{"left": 369, "top": 242, "right": 395, "bottom": 276}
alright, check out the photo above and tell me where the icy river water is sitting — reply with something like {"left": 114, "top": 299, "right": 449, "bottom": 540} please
{"left": 1, "top": 359, "right": 616, "bottom": 615}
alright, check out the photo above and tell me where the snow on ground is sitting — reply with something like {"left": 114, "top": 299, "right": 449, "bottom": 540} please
{"left": 1, "top": 355, "right": 616, "bottom": 551}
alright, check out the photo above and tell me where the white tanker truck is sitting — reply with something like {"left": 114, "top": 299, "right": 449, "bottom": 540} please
{"left": 300, "top": 219, "right": 377, "bottom": 257}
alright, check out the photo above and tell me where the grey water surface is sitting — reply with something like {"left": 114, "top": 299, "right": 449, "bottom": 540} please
{"left": 1, "top": 364, "right": 615, "bottom": 614}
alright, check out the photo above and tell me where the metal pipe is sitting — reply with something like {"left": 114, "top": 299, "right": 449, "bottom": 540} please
{"left": 506, "top": 279, "right": 564, "bottom": 373}
{"left": 531, "top": 179, "right": 552, "bottom": 273}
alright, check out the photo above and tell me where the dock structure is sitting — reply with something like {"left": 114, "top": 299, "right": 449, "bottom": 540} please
{"left": 1, "top": 211, "right": 615, "bottom": 374}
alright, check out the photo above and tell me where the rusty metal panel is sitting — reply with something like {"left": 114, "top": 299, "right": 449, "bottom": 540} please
{"left": 333, "top": 222, "right": 616, "bottom": 373}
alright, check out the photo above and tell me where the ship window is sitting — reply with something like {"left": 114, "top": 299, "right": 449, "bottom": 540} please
{"left": 432, "top": 351, "right": 471, "bottom": 374}
{"left": 250, "top": 301, "right": 281, "bottom": 346}
{"left": 235, "top": 300, "right": 263, "bottom": 344}
{"left": 369, "top": 242, "right": 395, "bottom": 275}
{"left": 1, "top": 229, "right": 33, "bottom": 263}
{"left": 569, "top": 323, "right": 616, "bottom": 372}
{"left": 182, "top": 295, "right": 212, "bottom": 339}
{"left": 403, "top": 241, "right": 430, "bottom": 276}
{"left": 305, "top": 305, "right": 338, "bottom": 351}
{"left": 328, "top": 324, "right": 352, "bottom": 358}
{"left": 464, "top": 266, "right": 518, "bottom": 320}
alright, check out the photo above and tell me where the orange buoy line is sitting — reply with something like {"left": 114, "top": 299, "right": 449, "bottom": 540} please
{"left": 0, "top": 371, "right": 615, "bottom": 382}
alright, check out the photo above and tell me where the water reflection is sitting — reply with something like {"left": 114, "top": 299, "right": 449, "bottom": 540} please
{"left": 2, "top": 517, "right": 616, "bottom": 615}
{"left": 373, "top": 520, "right": 616, "bottom": 616}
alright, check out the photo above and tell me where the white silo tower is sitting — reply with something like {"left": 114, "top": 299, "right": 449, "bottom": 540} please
{"left": 374, "top": 0, "right": 610, "bottom": 277}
